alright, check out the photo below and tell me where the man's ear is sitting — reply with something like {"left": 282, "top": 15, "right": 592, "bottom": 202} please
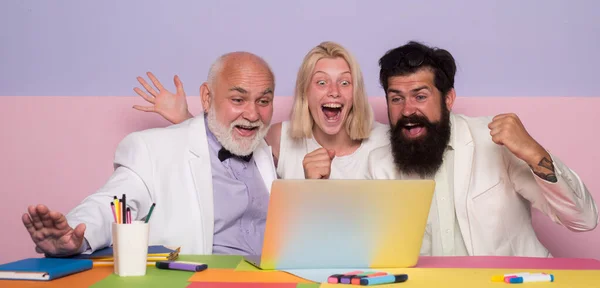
{"left": 445, "top": 88, "right": 456, "bottom": 111}
{"left": 200, "top": 82, "right": 211, "bottom": 113}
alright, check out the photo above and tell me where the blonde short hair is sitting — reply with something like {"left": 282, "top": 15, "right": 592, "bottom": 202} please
{"left": 289, "top": 41, "right": 373, "bottom": 140}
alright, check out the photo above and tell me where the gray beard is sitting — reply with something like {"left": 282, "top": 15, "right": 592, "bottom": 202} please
{"left": 205, "top": 106, "right": 269, "bottom": 156}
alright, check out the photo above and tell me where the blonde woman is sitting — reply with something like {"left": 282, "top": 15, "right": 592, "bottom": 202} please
{"left": 133, "top": 42, "right": 389, "bottom": 179}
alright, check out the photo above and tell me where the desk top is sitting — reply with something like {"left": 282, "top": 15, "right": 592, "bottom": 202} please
{"left": 1, "top": 255, "right": 599, "bottom": 288}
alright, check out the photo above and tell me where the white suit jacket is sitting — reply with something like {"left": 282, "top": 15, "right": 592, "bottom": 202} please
{"left": 66, "top": 115, "right": 277, "bottom": 254}
{"left": 367, "top": 113, "right": 598, "bottom": 257}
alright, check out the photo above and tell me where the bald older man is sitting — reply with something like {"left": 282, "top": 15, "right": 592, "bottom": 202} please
{"left": 22, "top": 52, "right": 277, "bottom": 256}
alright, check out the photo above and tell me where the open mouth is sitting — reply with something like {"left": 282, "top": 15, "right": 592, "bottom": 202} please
{"left": 321, "top": 103, "right": 343, "bottom": 122}
{"left": 402, "top": 122, "right": 426, "bottom": 138}
{"left": 234, "top": 124, "right": 259, "bottom": 137}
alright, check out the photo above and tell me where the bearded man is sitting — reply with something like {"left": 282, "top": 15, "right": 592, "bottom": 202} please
{"left": 367, "top": 41, "right": 598, "bottom": 257}
{"left": 22, "top": 52, "right": 277, "bottom": 256}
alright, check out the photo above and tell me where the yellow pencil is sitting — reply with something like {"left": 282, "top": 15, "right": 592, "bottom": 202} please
{"left": 118, "top": 199, "right": 122, "bottom": 224}
{"left": 113, "top": 196, "right": 120, "bottom": 224}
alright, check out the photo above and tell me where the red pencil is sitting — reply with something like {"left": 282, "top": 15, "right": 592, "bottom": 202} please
{"left": 127, "top": 207, "right": 131, "bottom": 224}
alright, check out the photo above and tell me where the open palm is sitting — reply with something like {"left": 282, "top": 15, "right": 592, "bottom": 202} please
{"left": 22, "top": 205, "right": 86, "bottom": 256}
{"left": 133, "top": 72, "right": 192, "bottom": 124}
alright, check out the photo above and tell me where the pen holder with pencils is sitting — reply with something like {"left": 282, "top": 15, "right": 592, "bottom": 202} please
{"left": 111, "top": 221, "right": 149, "bottom": 276}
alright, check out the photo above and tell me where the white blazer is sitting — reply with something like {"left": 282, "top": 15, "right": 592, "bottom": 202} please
{"left": 66, "top": 116, "right": 277, "bottom": 254}
{"left": 367, "top": 113, "right": 598, "bottom": 257}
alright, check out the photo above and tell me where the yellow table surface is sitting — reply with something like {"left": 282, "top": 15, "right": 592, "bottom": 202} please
{"left": 317, "top": 268, "right": 600, "bottom": 287}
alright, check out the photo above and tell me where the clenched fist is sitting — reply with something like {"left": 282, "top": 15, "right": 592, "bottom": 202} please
{"left": 488, "top": 113, "right": 556, "bottom": 182}
{"left": 302, "top": 148, "right": 336, "bottom": 179}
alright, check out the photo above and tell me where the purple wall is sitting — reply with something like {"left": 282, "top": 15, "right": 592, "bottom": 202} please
{"left": 1, "top": 0, "right": 599, "bottom": 97}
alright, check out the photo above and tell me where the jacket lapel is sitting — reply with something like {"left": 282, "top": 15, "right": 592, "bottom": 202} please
{"left": 253, "top": 140, "right": 277, "bottom": 193}
{"left": 188, "top": 116, "right": 215, "bottom": 254}
{"left": 451, "top": 114, "right": 475, "bottom": 255}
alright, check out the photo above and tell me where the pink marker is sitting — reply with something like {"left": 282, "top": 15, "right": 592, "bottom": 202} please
{"left": 110, "top": 202, "right": 117, "bottom": 223}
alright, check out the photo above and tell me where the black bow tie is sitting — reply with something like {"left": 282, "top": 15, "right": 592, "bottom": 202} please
{"left": 218, "top": 147, "right": 252, "bottom": 162}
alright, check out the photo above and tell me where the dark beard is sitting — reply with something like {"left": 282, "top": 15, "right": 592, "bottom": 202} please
{"left": 389, "top": 109, "right": 451, "bottom": 178}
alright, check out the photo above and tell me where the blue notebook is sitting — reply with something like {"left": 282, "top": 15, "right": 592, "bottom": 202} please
{"left": 0, "top": 258, "right": 92, "bottom": 281}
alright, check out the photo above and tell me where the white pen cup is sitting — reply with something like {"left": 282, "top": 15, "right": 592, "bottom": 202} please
{"left": 111, "top": 221, "right": 149, "bottom": 276}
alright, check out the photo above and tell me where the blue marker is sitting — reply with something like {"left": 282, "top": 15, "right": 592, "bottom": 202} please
{"left": 508, "top": 274, "right": 554, "bottom": 283}
{"left": 360, "top": 274, "right": 408, "bottom": 285}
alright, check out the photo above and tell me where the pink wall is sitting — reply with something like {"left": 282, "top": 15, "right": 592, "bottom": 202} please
{"left": 0, "top": 96, "right": 598, "bottom": 263}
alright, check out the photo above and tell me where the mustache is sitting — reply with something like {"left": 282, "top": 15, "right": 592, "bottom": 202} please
{"left": 229, "top": 119, "right": 264, "bottom": 129}
{"left": 394, "top": 114, "right": 435, "bottom": 129}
